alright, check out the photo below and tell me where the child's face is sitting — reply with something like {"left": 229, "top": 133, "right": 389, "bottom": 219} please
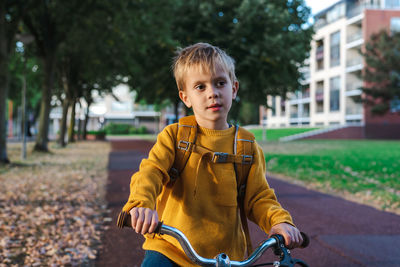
{"left": 179, "top": 64, "right": 238, "bottom": 130}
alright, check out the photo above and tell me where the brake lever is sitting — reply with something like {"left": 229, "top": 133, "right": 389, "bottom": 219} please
{"left": 271, "top": 234, "right": 310, "bottom": 267}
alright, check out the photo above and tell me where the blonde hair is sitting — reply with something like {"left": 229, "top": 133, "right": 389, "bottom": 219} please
{"left": 172, "top": 43, "right": 237, "bottom": 91}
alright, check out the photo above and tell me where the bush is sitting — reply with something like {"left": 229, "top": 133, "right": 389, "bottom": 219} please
{"left": 104, "top": 123, "right": 131, "bottom": 135}
{"left": 104, "top": 123, "right": 147, "bottom": 135}
{"left": 87, "top": 130, "right": 106, "bottom": 136}
{"left": 138, "top": 126, "right": 147, "bottom": 134}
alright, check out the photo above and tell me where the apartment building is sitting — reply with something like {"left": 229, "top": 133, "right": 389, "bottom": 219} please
{"left": 260, "top": 0, "right": 400, "bottom": 138}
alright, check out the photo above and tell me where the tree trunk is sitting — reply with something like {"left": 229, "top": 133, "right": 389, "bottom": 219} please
{"left": 34, "top": 54, "right": 56, "bottom": 152}
{"left": 68, "top": 99, "right": 76, "bottom": 143}
{"left": 82, "top": 101, "right": 91, "bottom": 140}
{"left": 0, "top": 6, "right": 10, "bottom": 164}
{"left": 77, "top": 118, "right": 82, "bottom": 141}
{"left": 58, "top": 98, "right": 69, "bottom": 147}
{"left": 0, "top": 62, "right": 9, "bottom": 164}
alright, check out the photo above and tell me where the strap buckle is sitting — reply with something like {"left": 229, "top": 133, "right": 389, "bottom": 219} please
{"left": 168, "top": 167, "right": 179, "bottom": 181}
{"left": 212, "top": 152, "right": 228, "bottom": 163}
{"left": 242, "top": 155, "right": 253, "bottom": 164}
{"left": 238, "top": 184, "right": 246, "bottom": 199}
{"left": 177, "top": 140, "right": 190, "bottom": 151}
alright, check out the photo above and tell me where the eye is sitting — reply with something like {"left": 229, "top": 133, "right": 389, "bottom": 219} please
{"left": 195, "top": 84, "right": 205, "bottom": 91}
{"left": 216, "top": 80, "right": 226, "bottom": 87}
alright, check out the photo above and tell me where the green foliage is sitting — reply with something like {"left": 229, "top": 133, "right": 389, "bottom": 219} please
{"left": 104, "top": 123, "right": 147, "bottom": 135}
{"left": 262, "top": 140, "right": 400, "bottom": 210}
{"left": 87, "top": 130, "right": 106, "bottom": 136}
{"left": 128, "top": 0, "right": 313, "bottom": 122}
{"left": 361, "top": 30, "right": 400, "bottom": 115}
{"left": 8, "top": 51, "right": 42, "bottom": 111}
{"left": 249, "top": 127, "right": 319, "bottom": 141}
{"left": 237, "top": 101, "right": 260, "bottom": 125}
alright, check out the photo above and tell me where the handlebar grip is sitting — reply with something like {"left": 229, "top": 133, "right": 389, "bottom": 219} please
{"left": 271, "top": 232, "right": 310, "bottom": 249}
{"left": 116, "top": 211, "right": 164, "bottom": 234}
{"left": 117, "top": 211, "right": 131, "bottom": 228}
{"left": 300, "top": 232, "right": 310, "bottom": 248}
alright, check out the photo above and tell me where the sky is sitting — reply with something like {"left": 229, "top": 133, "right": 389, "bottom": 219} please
{"left": 305, "top": 0, "right": 342, "bottom": 15}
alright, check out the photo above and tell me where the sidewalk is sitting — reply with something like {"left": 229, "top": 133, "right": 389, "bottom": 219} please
{"left": 97, "top": 139, "right": 400, "bottom": 267}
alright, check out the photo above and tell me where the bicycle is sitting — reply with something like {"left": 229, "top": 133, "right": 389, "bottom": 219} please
{"left": 118, "top": 213, "right": 310, "bottom": 267}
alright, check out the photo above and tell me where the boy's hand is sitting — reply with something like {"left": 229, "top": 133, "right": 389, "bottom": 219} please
{"left": 268, "top": 223, "right": 303, "bottom": 249}
{"left": 129, "top": 207, "right": 159, "bottom": 235}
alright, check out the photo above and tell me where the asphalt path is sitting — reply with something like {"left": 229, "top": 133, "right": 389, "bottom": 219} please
{"left": 96, "top": 139, "right": 400, "bottom": 267}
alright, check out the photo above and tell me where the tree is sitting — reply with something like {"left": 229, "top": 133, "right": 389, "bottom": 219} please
{"left": 0, "top": 1, "right": 27, "bottom": 164}
{"left": 23, "top": 1, "right": 101, "bottom": 151}
{"left": 361, "top": 30, "right": 400, "bottom": 115}
{"left": 130, "top": 0, "right": 313, "bottom": 123}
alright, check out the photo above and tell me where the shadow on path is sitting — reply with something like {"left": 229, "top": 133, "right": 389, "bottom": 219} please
{"left": 97, "top": 139, "right": 400, "bottom": 267}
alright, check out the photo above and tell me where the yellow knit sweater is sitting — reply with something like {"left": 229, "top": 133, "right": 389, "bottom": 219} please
{"left": 122, "top": 123, "right": 294, "bottom": 266}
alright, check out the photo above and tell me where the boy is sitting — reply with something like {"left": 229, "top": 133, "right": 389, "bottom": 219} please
{"left": 121, "top": 43, "right": 303, "bottom": 266}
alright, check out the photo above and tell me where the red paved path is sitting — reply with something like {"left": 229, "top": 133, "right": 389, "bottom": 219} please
{"left": 96, "top": 139, "right": 400, "bottom": 267}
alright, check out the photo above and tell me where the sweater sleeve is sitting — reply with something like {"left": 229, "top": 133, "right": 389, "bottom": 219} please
{"left": 244, "top": 141, "right": 294, "bottom": 233}
{"left": 122, "top": 124, "right": 177, "bottom": 212}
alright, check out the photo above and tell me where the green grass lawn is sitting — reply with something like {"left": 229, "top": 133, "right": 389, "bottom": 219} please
{"left": 260, "top": 140, "right": 400, "bottom": 212}
{"left": 249, "top": 128, "right": 319, "bottom": 141}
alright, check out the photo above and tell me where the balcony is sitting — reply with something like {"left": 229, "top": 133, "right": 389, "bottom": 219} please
{"left": 347, "top": 30, "right": 362, "bottom": 44}
{"left": 346, "top": 57, "right": 363, "bottom": 72}
{"left": 301, "top": 111, "right": 310, "bottom": 118}
{"left": 346, "top": 82, "right": 363, "bottom": 91}
{"left": 347, "top": 4, "right": 380, "bottom": 19}
{"left": 347, "top": 5, "right": 362, "bottom": 19}
{"left": 346, "top": 57, "right": 363, "bottom": 67}
{"left": 316, "top": 46, "right": 324, "bottom": 60}
{"left": 315, "top": 18, "right": 328, "bottom": 30}
{"left": 315, "top": 91, "right": 324, "bottom": 101}
{"left": 346, "top": 105, "right": 363, "bottom": 115}
{"left": 302, "top": 90, "right": 310, "bottom": 99}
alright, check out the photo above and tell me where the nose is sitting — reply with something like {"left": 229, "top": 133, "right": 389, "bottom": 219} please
{"left": 207, "top": 85, "right": 219, "bottom": 99}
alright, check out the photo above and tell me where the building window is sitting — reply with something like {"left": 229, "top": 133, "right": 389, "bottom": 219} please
{"left": 330, "top": 31, "right": 341, "bottom": 67}
{"left": 330, "top": 76, "right": 340, "bottom": 111}
{"left": 271, "top": 96, "right": 276, "bottom": 116}
{"left": 316, "top": 81, "right": 324, "bottom": 113}
{"left": 326, "top": 2, "right": 345, "bottom": 23}
{"left": 391, "top": 17, "right": 400, "bottom": 33}
{"left": 316, "top": 39, "right": 324, "bottom": 71}
{"left": 386, "top": 0, "right": 400, "bottom": 8}
{"left": 303, "top": 103, "right": 310, "bottom": 117}
{"left": 280, "top": 99, "right": 286, "bottom": 117}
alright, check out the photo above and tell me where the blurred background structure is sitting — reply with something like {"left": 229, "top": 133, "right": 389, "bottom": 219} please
{"left": 261, "top": 0, "right": 400, "bottom": 139}
{"left": 1, "top": 0, "right": 400, "bottom": 164}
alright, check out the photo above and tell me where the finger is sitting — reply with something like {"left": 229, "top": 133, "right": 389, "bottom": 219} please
{"left": 136, "top": 208, "right": 145, "bottom": 234}
{"left": 130, "top": 208, "right": 138, "bottom": 231}
{"left": 141, "top": 209, "right": 152, "bottom": 235}
{"left": 284, "top": 233, "right": 293, "bottom": 249}
{"left": 298, "top": 234, "right": 303, "bottom": 247}
{"left": 148, "top": 211, "right": 159, "bottom": 234}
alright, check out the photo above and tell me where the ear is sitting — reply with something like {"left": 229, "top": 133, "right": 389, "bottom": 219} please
{"left": 179, "top": 90, "right": 192, "bottom": 108}
{"left": 232, "top": 80, "right": 239, "bottom": 99}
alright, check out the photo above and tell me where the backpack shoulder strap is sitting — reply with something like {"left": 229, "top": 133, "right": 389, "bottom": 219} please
{"left": 234, "top": 125, "right": 255, "bottom": 255}
{"left": 234, "top": 126, "right": 255, "bottom": 187}
{"left": 168, "top": 115, "right": 198, "bottom": 181}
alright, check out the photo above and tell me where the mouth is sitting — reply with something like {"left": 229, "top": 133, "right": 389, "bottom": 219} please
{"left": 207, "top": 103, "right": 222, "bottom": 111}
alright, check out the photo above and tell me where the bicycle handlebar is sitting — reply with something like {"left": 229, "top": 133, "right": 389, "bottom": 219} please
{"left": 118, "top": 212, "right": 309, "bottom": 267}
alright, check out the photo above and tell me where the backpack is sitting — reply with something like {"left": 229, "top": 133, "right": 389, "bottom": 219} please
{"left": 167, "top": 115, "right": 255, "bottom": 254}
{"left": 118, "top": 115, "right": 255, "bottom": 254}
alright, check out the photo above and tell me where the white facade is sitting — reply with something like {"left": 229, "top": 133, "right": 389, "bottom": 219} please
{"left": 49, "top": 84, "right": 161, "bottom": 135}
{"left": 261, "top": 0, "right": 400, "bottom": 128}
